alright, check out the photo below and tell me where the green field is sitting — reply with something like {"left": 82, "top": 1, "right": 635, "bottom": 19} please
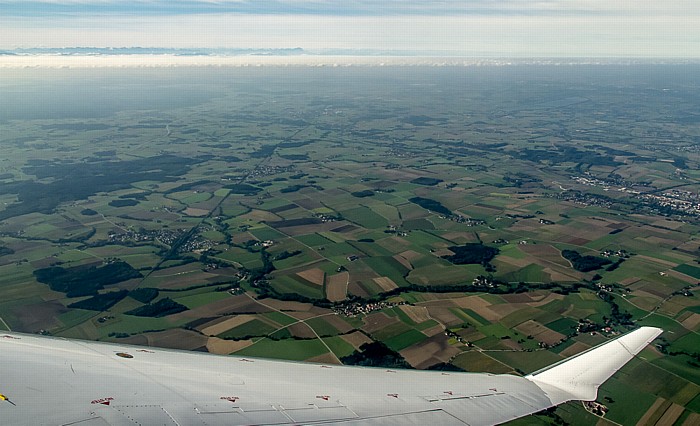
{"left": 340, "top": 206, "right": 389, "bottom": 229}
{"left": 173, "top": 291, "right": 231, "bottom": 309}
{"left": 383, "top": 329, "right": 428, "bottom": 352}
{"left": 362, "top": 256, "right": 410, "bottom": 286}
{"left": 271, "top": 275, "right": 324, "bottom": 299}
{"left": 218, "top": 319, "right": 278, "bottom": 339}
{"left": 233, "top": 338, "right": 329, "bottom": 360}
{"left": 674, "top": 264, "right": 700, "bottom": 279}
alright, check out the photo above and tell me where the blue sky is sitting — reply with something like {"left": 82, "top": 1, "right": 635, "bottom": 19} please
{"left": 1, "top": 1, "right": 698, "bottom": 57}
{"left": 0, "top": 1, "right": 663, "bottom": 17}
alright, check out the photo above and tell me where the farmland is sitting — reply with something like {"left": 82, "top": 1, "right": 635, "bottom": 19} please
{"left": 1, "top": 65, "right": 700, "bottom": 424}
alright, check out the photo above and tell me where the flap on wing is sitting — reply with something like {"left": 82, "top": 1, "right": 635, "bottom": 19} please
{"left": 526, "top": 326, "right": 662, "bottom": 403}
{"left": 112, "top": 405, "right": 179, "bottom": 425}
{"left": 284, "top": 406, "right": 359, "bottom": 423}
{"left": 327, "top": 409, "right": 466, "bottom": 425}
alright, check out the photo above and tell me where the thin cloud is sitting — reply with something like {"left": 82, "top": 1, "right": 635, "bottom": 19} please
{"left": 0, "top": 1, "right": 697, "bottom": 17}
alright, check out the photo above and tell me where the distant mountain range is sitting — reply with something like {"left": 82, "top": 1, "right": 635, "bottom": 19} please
{"left": 0, "top": 47, "right": 307, "bottom": 56}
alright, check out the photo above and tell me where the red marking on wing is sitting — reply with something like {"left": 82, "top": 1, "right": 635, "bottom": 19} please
{"left": 220, "top": 396, "right": 239, "bottom": 403}
{"left": 316, "top": 395, "right": 330, "bottom": 401}
{"left": 91, "top": 397, "right": 114, "bottom": 406}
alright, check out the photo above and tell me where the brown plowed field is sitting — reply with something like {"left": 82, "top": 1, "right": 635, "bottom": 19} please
{"left": 399, "top": 305, "right": 431, "bottom": 323}
{"left": 201, "top": 315, "right": 255, "bottom": 336}
{"left": 13, "top": 301, "right": 67, "bottom": 333}
{"left": 361, "top": 312, "right": 399, "bottom": 334}
{"left": 179, "top": 295, "right": 271, "bottom": 318}
{"left": 341, "top": 331, "right": 373, "bottom": 350}
{"left": 373, "top": 276, "right": 399, "bottom": 292}
{"left": 400, "top": 334, "right": 460, "bottom": 369}
{"left": 306, "top": 352, "right": 341, "bottom": 364}
{"left": 288, "top": 322, "right": 317, "bottom": 339}
{"left": 326, "top": 272, "right": 348, "bottom": 302}
{"left": 322, "top": 315, "right": 355, "bottom": 334}
{"left": 206, "top": 337, "right": 252, "bottom": 355}
{"left": 296, "top": 268, "right": 325, "bottom": 286}
{"left": 136, "top": 329, "right": 208, "bottom": 350}
{"left": 453, "top": 296, "right": 501, "bottom": 321}
{"left": 426, "top": 307, "right": 462, "bottom": 327}
{"left": 392, "top": 254, "right": 413, "bottom": 270}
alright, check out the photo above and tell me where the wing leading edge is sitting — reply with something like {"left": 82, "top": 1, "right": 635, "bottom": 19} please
{"left": 0, "top": 327, "right": 661, "bottom": 425}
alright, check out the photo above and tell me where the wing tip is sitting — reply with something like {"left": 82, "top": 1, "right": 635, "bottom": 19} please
{"left": 526, "top": 326, "right": 663, "bottom": 403}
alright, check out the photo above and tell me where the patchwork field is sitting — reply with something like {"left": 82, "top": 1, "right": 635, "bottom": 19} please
{"left": 1, "top": 67, "right": 699, "bottom": 424}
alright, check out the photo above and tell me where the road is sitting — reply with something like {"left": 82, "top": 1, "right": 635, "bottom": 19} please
{"left": 243, "top": 293, "right": 342, "bottom": 364}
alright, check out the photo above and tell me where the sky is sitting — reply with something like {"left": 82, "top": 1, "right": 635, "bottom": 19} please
{"left": 0, "top": 0, "right": 698, "bottom": 58}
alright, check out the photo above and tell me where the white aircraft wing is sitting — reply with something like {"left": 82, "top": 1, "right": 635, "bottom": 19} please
{"left": 0, "top": 326, "right": 661, "bottom": 425}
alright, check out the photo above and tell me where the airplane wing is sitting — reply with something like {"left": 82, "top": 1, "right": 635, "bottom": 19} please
{"left": 0, "top": 326, "right": 661, "bottom": 425}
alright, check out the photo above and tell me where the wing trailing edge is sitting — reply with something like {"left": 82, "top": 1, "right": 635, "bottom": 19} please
{"left": 525, "top": 326, "right": 663, "bottom": 404}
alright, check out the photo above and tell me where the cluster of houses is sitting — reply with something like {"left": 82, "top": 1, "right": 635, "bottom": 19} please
{"left": 333, "top": 301, "right": 407, "bottom": 317}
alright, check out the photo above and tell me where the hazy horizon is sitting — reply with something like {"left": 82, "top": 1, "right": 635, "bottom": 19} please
{"left": 1, "top": 1, "right": 699, "bottom": 59}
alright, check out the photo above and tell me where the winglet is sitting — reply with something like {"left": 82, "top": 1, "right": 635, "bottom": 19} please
{"left": 526, "top": 327, "right": 662, "bottom": 404}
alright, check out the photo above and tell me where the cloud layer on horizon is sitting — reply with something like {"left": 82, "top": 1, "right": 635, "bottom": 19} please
{"left": 1, "top": 1, "right": 698, "bottom": 58}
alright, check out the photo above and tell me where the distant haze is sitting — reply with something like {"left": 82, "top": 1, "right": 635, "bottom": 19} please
{"left": 0, "top": 1, "right": 698, "bottom": 59}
